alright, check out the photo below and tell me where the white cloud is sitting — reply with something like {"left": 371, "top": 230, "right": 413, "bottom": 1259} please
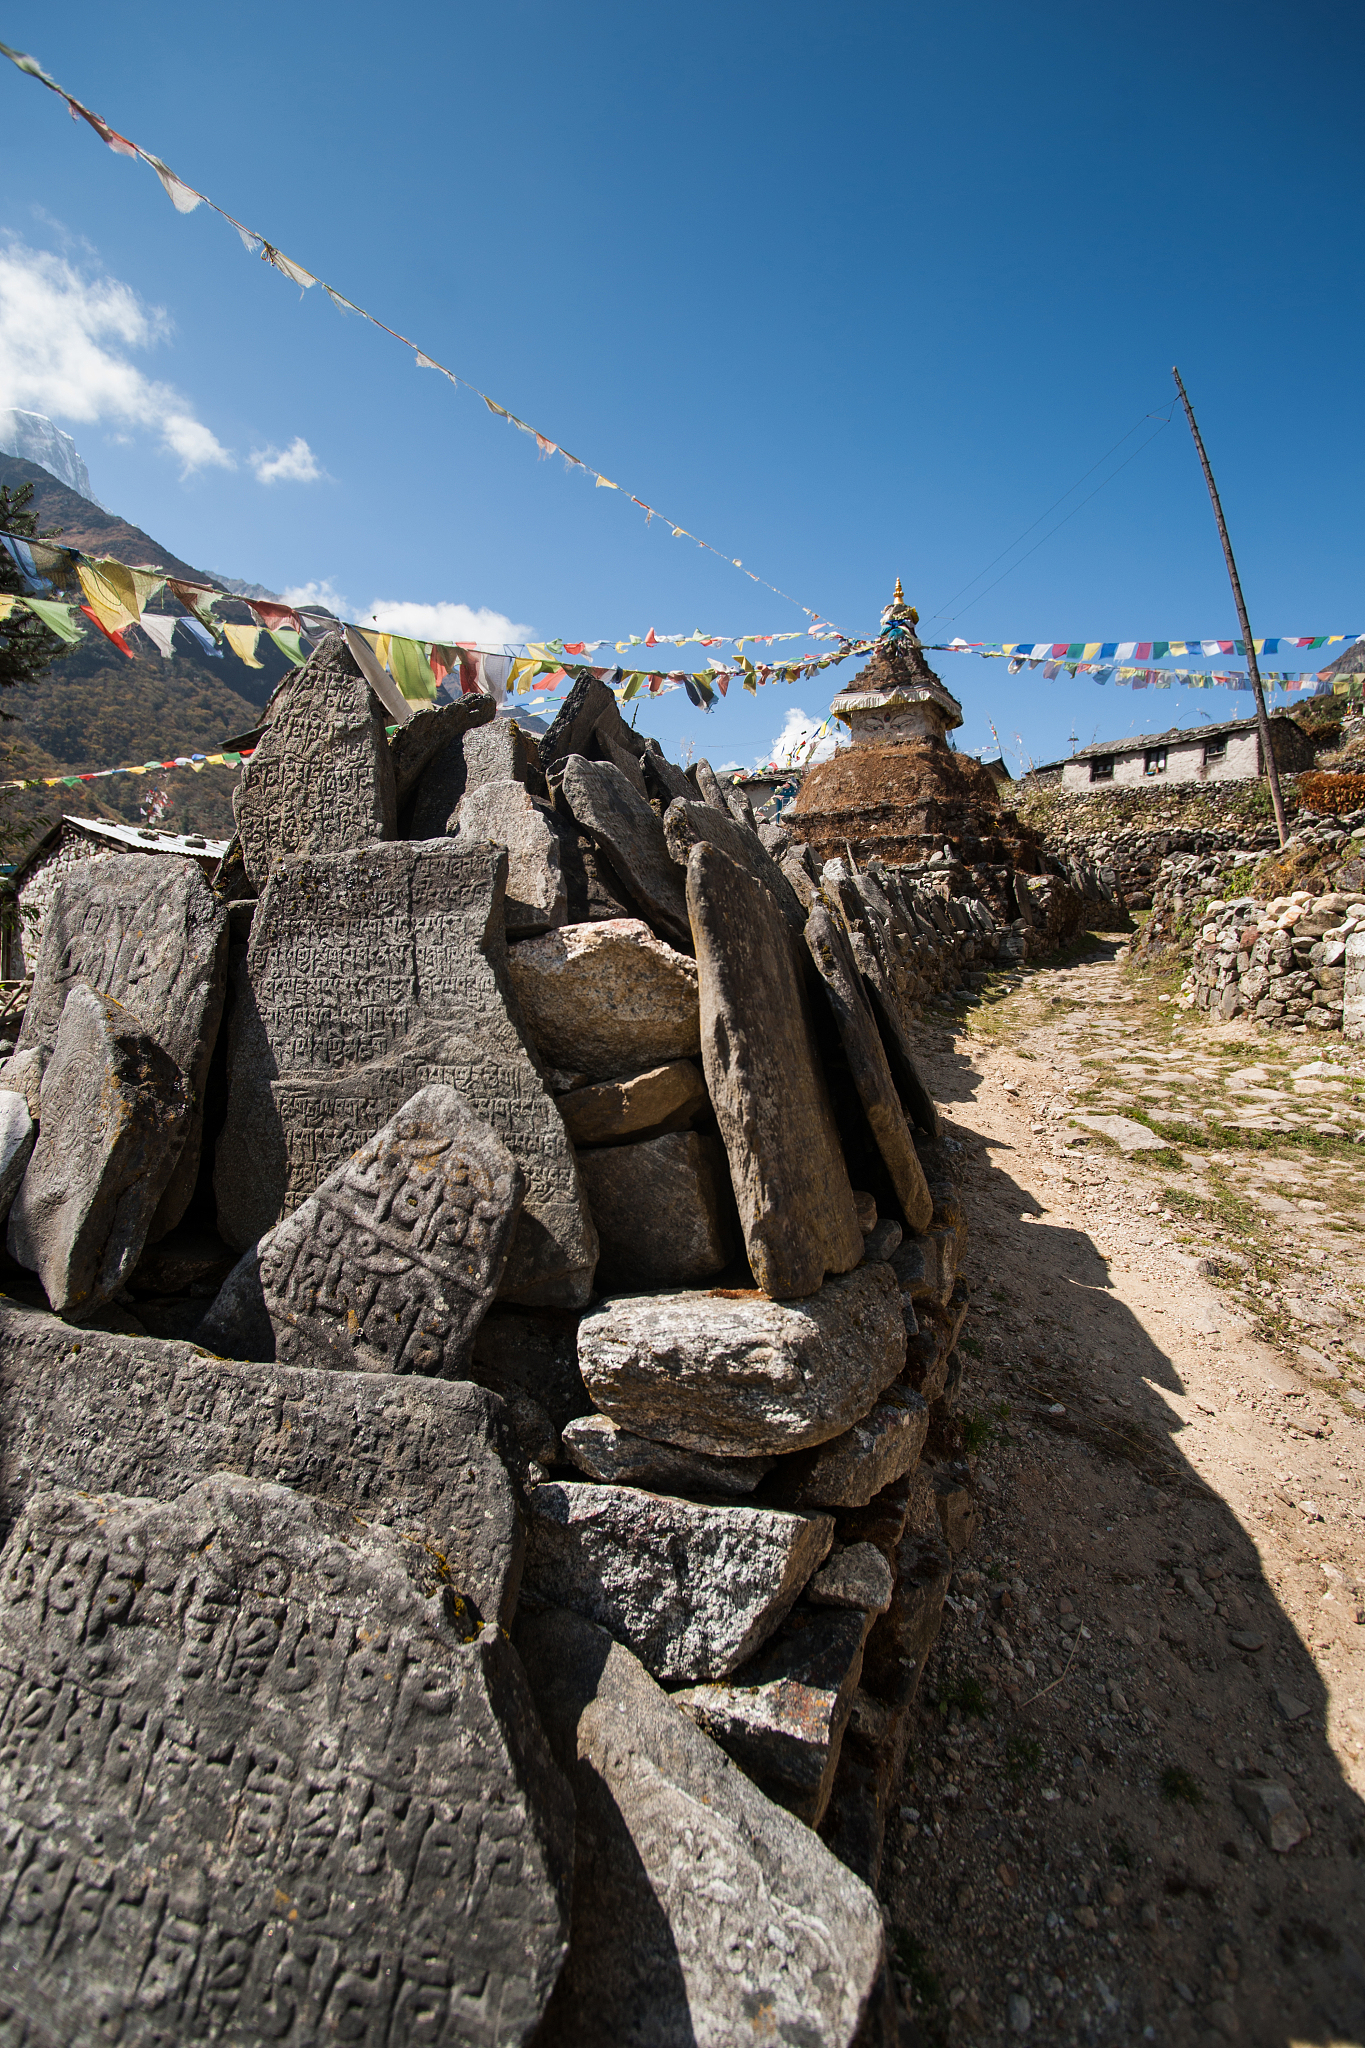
{"left": 365, "top": 599, "right": 532, "bottom": 648}
{"left": 0, "top": 237, "right": 234, "bottom": 473}
{"left": 764, "top": 706, "right": 847, "bottom": 769}
{"left": 251, "top": 436, "right": 323, "bottom": 485}
{"left": 280, "top": 578, "right": 351, "bottom": 616}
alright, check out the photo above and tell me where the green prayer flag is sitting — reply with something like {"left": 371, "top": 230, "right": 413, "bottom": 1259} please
{"left": 387, "top": 633, "right": 437, "bottom": 703}
{"left": 268, "top": 628, "right": 309, "bottom": 665}
{"left": 21, "top": 599, "right": 84, "bottom": 644}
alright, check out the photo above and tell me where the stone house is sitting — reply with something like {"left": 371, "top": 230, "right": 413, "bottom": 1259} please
{"left": 1, "top": 815, "right": 228, "bottom": 981}
{"left": 1036, "top": 711, "right": 1315, "bottom": 792}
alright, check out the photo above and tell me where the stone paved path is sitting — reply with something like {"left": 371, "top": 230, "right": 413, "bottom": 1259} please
{"left": 880, "top": 940, "right": 1365, "bottom": 2048}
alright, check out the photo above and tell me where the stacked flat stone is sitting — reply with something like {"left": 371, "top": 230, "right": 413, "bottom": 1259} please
{"left": 1183, "top": 886, "right": 1365, "bottom": 1032}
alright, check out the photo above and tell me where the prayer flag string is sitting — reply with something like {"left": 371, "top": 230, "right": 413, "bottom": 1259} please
{"left": 0, "top": 41, "right": 839, "bottom": 638}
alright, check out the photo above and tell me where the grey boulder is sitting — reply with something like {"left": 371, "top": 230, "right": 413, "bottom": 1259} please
{"left": 8, "top": 982, "right": 191, "bottom": 1316}
{"left": 516, "top": 1607, "right": 888, "bottom": 2048}
{"left": 458, "top": 777, "right": 568, "bottom": 932}
{"left": 560, "top": 1414, "right": 771, "bottom": 1498}
{"left": 764, "top": 1381, "right": 929, "bottom": 1510}
{"left": 505, "top": 917, "right": 700, "bottom": 1079}
{"left": 524, "top": 1480, "right": 832, "bottom": 1681}
{"left": 0, "top": 1091, "right": 35, "bottom": 1221}
{"left": 577, "top": 1263, "right": 907, "bottom": 1457}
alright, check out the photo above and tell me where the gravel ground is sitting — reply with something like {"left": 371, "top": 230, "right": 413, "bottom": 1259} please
{"left": 880, "top": 939, "right": 1365, "bottom": 2048}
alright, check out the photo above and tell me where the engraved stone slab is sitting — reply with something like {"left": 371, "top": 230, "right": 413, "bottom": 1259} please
{"left": 559, "top": 758, "right": 692, "bottom": 947}
{"left": 687, "top": 842, "right": 863, "bottom": 1298}
{"left": 539, "top": 672, "right": 617, "bottom": 774}
{"left": 556, "top": 1060, "right": 707, "bottom": 1145}
{"left": 560, "top": 1416, "right": 771, "bottom": 1498}
{"left": 214, "top": 841, "right": 597, "bottom": 1308}
{"left": 0, "top": 1296, "right": 525, "bottom": 1629}
{"left": 524, "top": 1481, "right": 832, "bottom": 1682}
{"left": 516, "top": 1609, "right": 887, "bottom": 2048}
{"left": 805, "top": 902, "right": 934, "bottom": 1233}
{"left": 577, "top": 1265, "right": 906, "bottom": 1457}
{"left": 203, "top": 1086, "right": 524, "bottom": 1377}
{"left": 576, "top": 1131, "right": 736, "bottom": 1292}
{"left": 663, "top": 796, "right": 806, "bottom": 933}
{"left": 0, "top": 1094, "right": 35, "bottom": 1223}
{"left": 9, "top": 985, "right": 191, "bottom": 1317}
{"left": 13, "top": 852, "right": 228, "bottom": 1236}
{"left": 0, "top": 1478, "right": 572, "bottom": 2045}
{"left": 233, "top": 630, "right": 397, "bottom": 889}
{"left": 458, "top": 781, "right": 567, "bottom": 933}
{"left": 505, "top": 919, "right": 700, "bottom": 1080}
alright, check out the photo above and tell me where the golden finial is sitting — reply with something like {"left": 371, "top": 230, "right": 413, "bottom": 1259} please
{"left": 892, "top": 577, "right": 905, "bottom": 606}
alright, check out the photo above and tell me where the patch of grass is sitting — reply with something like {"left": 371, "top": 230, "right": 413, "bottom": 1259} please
{"left": 959, "top": 1334, "right": 984, "bottom": 1360}
{"left": 1160, "top": 1186, "right": 1208, "bottom": 1216}
{"left": 936, "top": 1674, "right": 991, "bottom": 1719}
{"left": 1160, "top": 1765, "right": 1204, "bottom": 1807}
{"left": 960, "top": 1410, "right": 995, "bottom": 1455}
{"left": 1005, "top": 1734, "right": 1043, "bottom": 1781}
{"left": 892, "top": 1930, "right": 943, "bottom": 2010}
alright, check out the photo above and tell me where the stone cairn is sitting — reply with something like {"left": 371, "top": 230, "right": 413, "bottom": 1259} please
{"left": 0, "top": 631, "right": 1003, "bottom": 2044}
{"left": 1137, "top": 822, "right": 1365, "bottom": 1039}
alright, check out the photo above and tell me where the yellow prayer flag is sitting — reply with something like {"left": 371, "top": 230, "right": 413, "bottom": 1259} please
{"left": 224, "top": 624, "right": 264, "bottom": 668}
{"left": 77, "top": 561, "right": 137, "bottom": 637}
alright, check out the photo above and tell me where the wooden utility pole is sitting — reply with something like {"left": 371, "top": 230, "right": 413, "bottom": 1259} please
{"left": 1171, "top": 366, "right": 1288, "bottom": 846}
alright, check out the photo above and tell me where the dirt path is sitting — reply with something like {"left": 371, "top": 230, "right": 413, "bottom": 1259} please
{"left": 883, "top": 940, "right": 1365, "bottom": 2048}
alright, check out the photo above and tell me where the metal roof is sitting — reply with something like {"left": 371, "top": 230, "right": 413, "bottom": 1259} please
{"left": 11, "top": 814, "right": 229, "bottom": 885}
{"left": 1031, "top": 710, "right": 1296, "bottom": 772}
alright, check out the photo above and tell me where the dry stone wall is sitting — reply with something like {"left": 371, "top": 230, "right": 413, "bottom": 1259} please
{"left": 0, "top": 638, "right": 1120, "bottom": 2044}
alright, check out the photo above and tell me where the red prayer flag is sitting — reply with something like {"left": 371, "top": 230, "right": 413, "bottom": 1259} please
{"left": 79, "top": 604, "right": 133, "bottom": 658}
{"left": 247, "top": 600, "right": 305, "bottom": 633}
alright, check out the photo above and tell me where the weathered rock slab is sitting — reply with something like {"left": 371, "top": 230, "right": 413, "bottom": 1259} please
{"left": 687, "top": 841, "right": 863, "bottom": 1297}
{"left": 560, "top": 757, "right": 692, "bottom": 947}
{"left": 233, "top": 630, "right": 397, "bottom": 888}
{"left": 560, "top": 1414, "right": 771, "bottom": 1497}
{"left": 516, "top": 1607, "right": 887, "bottom": 2048}
{"left": 578, "top": 1264, "right": 906, "bottom": 1457}
{"left": 673, "top": 1603, "right": 873, "bottom": 1825}
{"left": 1232, "top": 1775, "right": 1311, "bottom": 1852}
{"left": 806, "top": 902, "right": 933, "bottom": 1232}
{"left": 764, "top": 1381, "right": 929, "bottom": 1510}
{"left": 0, "top": 1478, "right": 572, "bottom": 2044}
{"left": 8, "top": 984, "right": 191, "bottom": 1317}
{"left": 809, "top": 1542, "right": 894, "bottom": 1613}
{"left": 505, "top": 918, "right": 699, "bottom": 1080}
{"left": 469, "top": 1307, "right": 589, "bottom": 1433}
{"left": 202, "top": 1086, "right": 524, "bottom": 1377}
{"left": 390, "top": 688, "right": 495, "bottom": 804}
{"left": 458, "top": 779, "right": 567, "bottom": 932}
{"left": 12, "top": 850, "right": 228, "bottom": 1235}
{"left": 0, "top": 1093, "right": 35, "bottom": 1221}
{"left": 663, "top": 796, "right": 807, "bottom": 932}
{"left": 214, "top": 841, "right": 597, "bottom": 1307}
{"left": 0, "top": 1295, "right": 525, "bottom": 1627}
{"left": 524, "top": 1481, "right": 832, "bottom": 1681}
{"left": 577, "top": 1129, "right": 737, "bottom": 1291}
{"left": 556, "top": 1059, "right": 707, "bottom": 1145}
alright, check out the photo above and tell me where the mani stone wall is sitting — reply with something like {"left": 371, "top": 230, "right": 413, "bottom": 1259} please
{"left": 0, "top": 645, "right": 996, "bottom": 2043}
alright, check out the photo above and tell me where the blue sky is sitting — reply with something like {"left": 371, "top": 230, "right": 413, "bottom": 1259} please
{"left": 1, "top": 0, "right": 1361, "bottom": 773}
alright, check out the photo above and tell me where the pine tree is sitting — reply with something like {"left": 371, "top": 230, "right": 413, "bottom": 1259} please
{"left": 0, "top": 482, "right": 67, "bottom": 694}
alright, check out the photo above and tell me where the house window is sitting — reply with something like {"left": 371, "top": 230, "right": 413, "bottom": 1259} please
{"left": 1089, "top": 756, "right": 1115, "bottom": 783}
{"left": 1203, "top": 736, "right": 1226, "bottom": 764}
{"left": 1144, "top": 747, "right": 1167, "bottom": 777}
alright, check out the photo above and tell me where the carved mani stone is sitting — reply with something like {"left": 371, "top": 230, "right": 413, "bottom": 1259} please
{"left": 11, "top": 852, "right": 227, "bottom": 1237}
{"left": 8, "top": 985, "right": 191, "bottom": 1318}
{"left": 686, "top": 841, "right": 864, "bottom": 1299}
{"left": 203, "top": 1086, "right": 525, "bottom": 1378}
{"left": 214, "top": 841, "right": 598, "bottom": 1308}
{"left": 0, "top": 1296, "right": 526, "bottom": 1629}
{"left": 0, "top": 1478, "right": 572, "bottom": 2045}
{"left": 233, "top": 629, "right": 397, "bottom": 889}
